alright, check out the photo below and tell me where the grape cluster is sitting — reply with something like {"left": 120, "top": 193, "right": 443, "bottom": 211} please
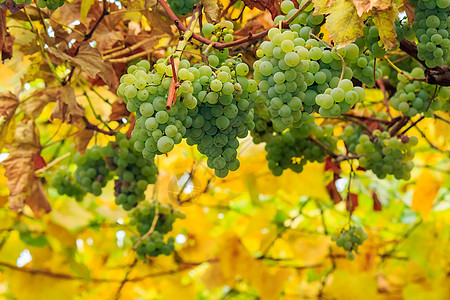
{"left": 360, "top": 23, "right": 387, "bottom": 59}
{"left": 341, "top": 124, "right": 364, "bottom": 153}
{"left": 315, "top": 79, "right": 366, "bottom": 118}
{"left": 0, "top": 0, "right": 31, "bottom": 13}
{"left": 36, "top": 0, "right": 65, "bottom": 9}
{"left": 331, "top": 226, "right": 368, "bottom": 261}
{"left": 74, "top": 145, "right": 111, "bottom": 196}
{"left": 130, "top": 201, "right": 185, "bottom": 258}
{"left": 275, "top": 0, "right": 323, "bottom": 33}
{"left": 202, "top": 20, "right": 235, "bottom": 43}
{"left": 412, "top": 0, "right": 449, "bottom": 68}
{"left": 105, "top": 133, "right": 158, "bottom": 210}
{"left": 167, "top": 0, "right": 199, "bottom": 15}
{"left": 265, "top": 121, "right": 337, "bottom": 175}
{"left": 355, "top": 130, "right": 417, "bottom": 180}
{"left": 350, "top": 53, "right": 383, "bottom": 87}
{"left": 251, "top": 103, "right": 276, "bottom": 144}
{"left": 52, "top": 167, "right": 86, "bottom": 201}
{"left": 254, "top": 21, "right": 368, "bottom": 128}
{"left": 389, "top": 67, "right": 444, "bottom": 116}
{"left": 187, "top": 58, "right": 256, "bottom": 177}
{"left": 117, "top": 60, "right": 193, "bottom": 159}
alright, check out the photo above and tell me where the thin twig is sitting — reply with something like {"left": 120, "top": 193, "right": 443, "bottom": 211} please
{"left": 376, "top": 79, "right": 392, "bottom": 120}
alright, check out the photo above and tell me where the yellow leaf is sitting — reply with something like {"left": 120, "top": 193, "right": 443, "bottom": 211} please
{"left": 80, "top": 0, "right": 95, "bottom": 24}
{"left": 51, "top": 198, "right": 93, "bottom": 231}
{"left": 324, "top": 0, "right": 364, "bottom": 47}
{"left": 411, "top": 170, "right": 441, "bottom": 220}
{"left": 324, "top": 270, "right": 380, "bottom": 299}
{"left": 372, "top": 7, "right": 399, "bottom": 49}
{"left": 351, "top": 0, "right": 393, "bottom": 17}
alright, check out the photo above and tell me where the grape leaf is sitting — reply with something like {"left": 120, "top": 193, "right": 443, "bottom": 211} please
{"left": 0, "top": 10, "right": 14, "bottom": 61}
{"left": 403, "top": 0, "right": 416, "bottom": 24}
{"left": 242, "top": 0, "right": 282, "bottom": 18}
{"left": 21, "top": 87, "right": 62, "bottom": 119}
{"left": 411, "top": 170, "right": 440, "bottom": 220}
{"left": 50, "top": 85, "right": 85, "bottom": 124}
{"left": 51, "top": 42, "right": 119, "bottom": 90}
{"left": 1, "top": 120, "right": 51, "bottom": 218}
{"left": 324, "top": 0, "right": 364, "bottom": 47}
{"left": 0, "top": 91, "right": 19, "bottom": 150}
{"left": 202, "top": 0, "right": 220, "bottom": 23}
{"left": 372, "top": 191, "right": 382, "bottom": 211}
{"left": 80, "top": 0, "right": 95, "bottom": 24}
{"left": 372, "top": 7, "right": 399, "bottom": 49}
{"left": 74, "top": 121, "right": 94, "bottom": 154}
{"left": 312, "top": 0, "right": 337, "bottom": 14}
{"left": 346, "top": 192, "right": 358, "bottom": 212}
{"left": 109, "top": 99, "right": 129, "bottom": 121}
{"left": 351, "top": 0, "right": 393, "bottom": 17}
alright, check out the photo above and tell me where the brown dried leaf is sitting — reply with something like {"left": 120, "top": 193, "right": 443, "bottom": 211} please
{"left": 403, "top": 0, "right": 415, "bottom": 24}
{"left": 351, "top": 0, "right": 393, "bottom": 17}
{"left": 234, "top": 13, "right": 273, "bottom": 39}
{"left": 242, "top": 0, "right": 282, "bottom": 18}
{"left": 0, "top": 92, "right": 19, "bottom": 149}
{"left": 51, "top": 42, "right": 119, "bottom": 90}
{"left": 346, "top": 192, "right": 359, "bottom": 213}
{"left": 74, "top": 121, "right": 94, "bottom": 154}
{"left": 143, "top": 0, "right": 174, "bottom": 36}
{"left": 21, "top": 87, "right": 62, "bottom": 119}
{"left": 372, "top": 191, "right": 382, "bottom": 211}
{"left": 0, "top": 10, "right": 14, "bottom": 61}
{"left": 109, "top": 99, "right": 129, "bottom": 121}
{"left": 1, "top": 120, "right": 51, "bottom": 218}
{"left": 202, "top": 0, "right": 220, "bottom": 23}
{"left": 326, "top": 179, "right": 343, "bottom": 204}
{"left": 51, "top": 85, "right": 85, "bottom": 124}
{"left": 324, "top": 157, "right": 341, "bottom": 174}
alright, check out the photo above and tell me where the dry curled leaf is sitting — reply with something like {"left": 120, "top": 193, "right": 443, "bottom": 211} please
{"left": 242, "top": 0, "right": 282, "bottom": 18}
{"left": 372, "top": 191, "right": 382, "bottom": 211}
{"left": 403, "top": 0, "right": 415, "bottom": 24}
{"left": 0, "top": 10, "right": 14, "bottom": 61}
{"left": 21, "top": 87, "right": 62, "bottom": 119}
{"left": 1, "top": 120, "right": 51, "bottom": 218}
{"left": 73, "top": 121, "right": 94, "bottom": 154}
{"left": 351, "top": 0, "right": 393, "bottom": 17}
{"left": 346, "top": 192, "right": 358, "bottom": 213}
{"left": 51, "top": 42, "right": 119, "bottom": 90}
{"left": 109, "top": 99, "right": 129, "bottom": 121}
{"left": 51, "top": 85, "right": 85, "bottom": 124}
{"left": 326, "top": 179, "right": 343, "bottom": 204}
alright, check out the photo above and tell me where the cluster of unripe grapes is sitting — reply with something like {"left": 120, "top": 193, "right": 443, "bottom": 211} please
{"left": 357, "top": 23, "right": 387, "bottom": 59}
{"left": 265, "top": 120, "right": 337, "bottom": 175}
{"left": 275, "top": 0, "right": 323, "bottom": 32}
{"left": 412, "top": 0, "right": 449, "bottom": 68}
{"left": 105, "top": 133, "right": 158, "bottom": 211}
{"left": 354, "top": 131, "right": 417, "bottom": 180}
{"left": 331, "top": 226, "right": 368, "bottom": 261}
{"left": 253, "top": 22, "right": 367, "bottom": 130}
{"left": 52, "top": 167, "right": 86, "bottom": 201}
{"left": 350, "top": 53, "right": 383, "bottom": 87}
{"left": 390, "top": 68, "right": 446, "bottom": 117}
{"left": 202, "top": 20, "right": 235, "bottom": 43}
{"left": 118, "top": 38, "right": 256, "bottom": 177}
{"left": 130, "top": 201, "right": 185, "bottom": 258}
{"left": 74, "top": 145, "right": 112, "bottom": 196}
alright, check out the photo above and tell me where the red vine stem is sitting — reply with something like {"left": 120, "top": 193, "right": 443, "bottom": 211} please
{"left": 155, "top": 0, "right": 312, "bottom": 49}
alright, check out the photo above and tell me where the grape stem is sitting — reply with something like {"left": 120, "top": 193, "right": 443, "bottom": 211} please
{"left": 166, "top": 4, "right": 201, "bottom": 109}
{"left": 309, "top": 137, "right": 361, "bottom": 162}
{"left": 82, "top": 116, "right": 117, "bottom": 136}
{"left": 334, "top": 51, "right": 346, "bottom": 81}
{"left": 376, "top": 79, "right": 392, "bottom": 120}
{"left": 132, "top": 202, "right": 159, "bottom": 250}
{"left": 156, "top": 0, "right": 312, "bottom": 49}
